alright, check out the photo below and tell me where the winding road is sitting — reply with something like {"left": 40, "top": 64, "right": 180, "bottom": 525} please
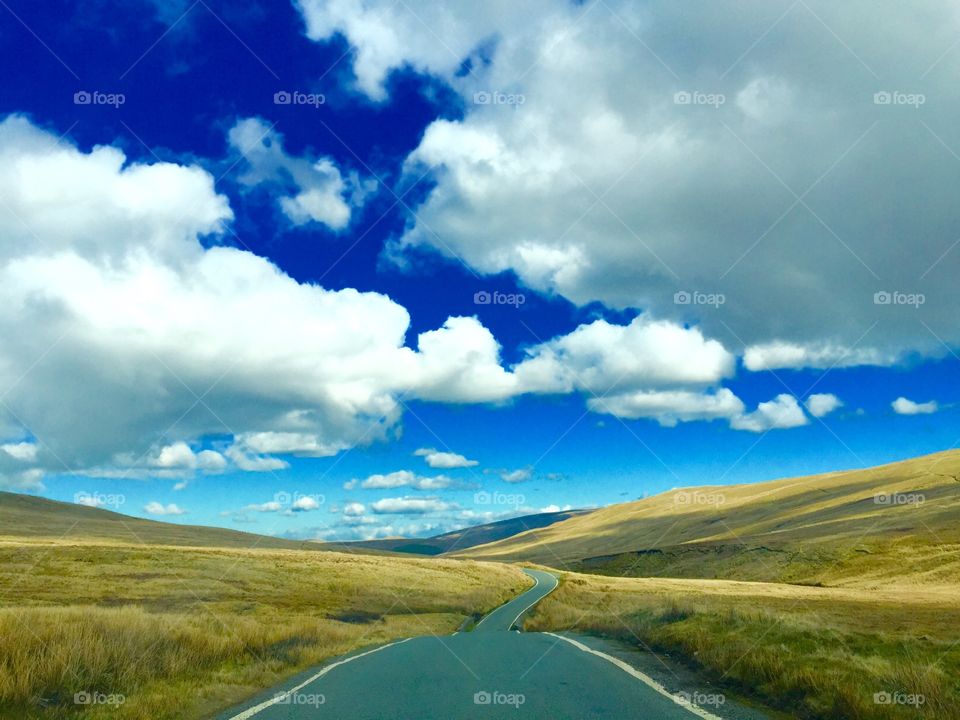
{"left": 221, "top": 569, "right": 723, "bottom": 720}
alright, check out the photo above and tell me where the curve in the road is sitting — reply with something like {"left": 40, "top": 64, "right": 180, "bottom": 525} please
{"left": 221, "top": 568, "right": 724, "bottom": 720}
{"left": 472, "top": 568, "right": 558, "bottom": 632}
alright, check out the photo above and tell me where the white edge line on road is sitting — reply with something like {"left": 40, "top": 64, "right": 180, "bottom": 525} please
{"left": 226, "top": 637, "right": 414, "bottom": 720}
{"left": 543, "top": 633, "right": 724, "bottom": 720}
{"left": 474, "top": 571, "right": 540, "bottom": 630}
{"left": 508, "top": 572, "right": 558, "bottom": 629}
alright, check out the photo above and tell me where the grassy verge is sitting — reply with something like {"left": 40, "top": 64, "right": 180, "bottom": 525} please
{"left": 0, "top": 538, "right": 529, "bottom": 719}
{"left": 524, "top": 573, "right": 960, "bottom": 720}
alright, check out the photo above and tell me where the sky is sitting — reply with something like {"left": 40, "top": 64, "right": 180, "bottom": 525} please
{"left": 0, "top": 0, "right": 958, "bottom": 541}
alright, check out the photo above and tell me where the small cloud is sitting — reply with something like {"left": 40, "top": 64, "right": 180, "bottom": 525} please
{"left": 144, "top": 501, "right": 186, "bottom": 516}
{"left": 370, "top": 497, "right": 454, "bottom": 514}
{"left": 1, "top": 442, "right": 39, "bottom": 463}
{"left": 500, "top": 467, "right": 532, "bottom": 483}
{"left": 291, "top": 496, "right": 321, "bottom": 512}
{"left": 540, "top": 504, "right": 572, "bottom": 513}
{"left": 892, "top": 397, "right": 938, "bottom": 415}
{"left": 731, "top": 394, "right": 808, "bottom": 433}
{"left": 414, "top": 447, "right": 479, "bottom": 469}
{"left": 343, "top": 502, "right": 366, "bottom": 517}
{"left": 805, "top": 393, "right": 843, "bottom": 418}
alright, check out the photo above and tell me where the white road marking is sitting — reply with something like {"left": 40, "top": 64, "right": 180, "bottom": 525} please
{"left": 473, "top": 570, "right": 557, "bottom": 631}
{"left": 543, "top": 633, "right": 724, "bottom": 720}
{"left": 226, "top": 637, "right": 413, "bottom": 719}
{"left": 509, "top": 572, "right": 558, "bottom": 629}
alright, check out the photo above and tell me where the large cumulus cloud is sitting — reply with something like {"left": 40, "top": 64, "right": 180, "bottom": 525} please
{"left": 299, "top": 0, "right": 960, "bottom": 367}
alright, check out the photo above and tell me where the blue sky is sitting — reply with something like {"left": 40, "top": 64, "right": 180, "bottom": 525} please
{"left": 0, "top": 0, "right": 957, "bottom": 540}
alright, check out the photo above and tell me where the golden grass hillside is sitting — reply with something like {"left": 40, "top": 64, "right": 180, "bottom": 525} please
{"left": 454, "top": 450, "right": 960, "bottom": 586}
{"left": 525, "top": 572, "right": 960, "bottom": 720}
{"left": 0, "top": 539, "right": 529, "bottom": 720}
{"left": 0, "top": 492, "right": 323, "bottom": 550}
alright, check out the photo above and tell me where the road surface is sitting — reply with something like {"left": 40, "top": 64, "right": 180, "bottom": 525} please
{"left": 221, "top": 569, "right": 723, "bottom": 720}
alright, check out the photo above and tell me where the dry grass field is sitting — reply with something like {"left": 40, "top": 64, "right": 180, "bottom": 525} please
{"left": 525, "top": 572, "right": 960, "bottom": 719}
{"left": 0, "top": 537, "right": 529, "bottom": 719}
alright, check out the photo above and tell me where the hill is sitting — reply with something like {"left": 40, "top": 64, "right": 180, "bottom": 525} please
{"left": 329, "top": 509, "right": 591, "bottom": 555}
{"left": 454, "top": 449, "right": 960, "bottom": 587}
{"left": 0, "top": 491, "right": 319, "bottom": 550}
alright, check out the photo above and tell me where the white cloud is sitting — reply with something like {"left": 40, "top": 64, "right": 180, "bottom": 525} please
{"left": 805, "top": 393, "right": 843, "bottom": 418}
{"left": 370, "top": 496, "right": 454, "bottom": 514}
{"left": 355, "top": 470, "right": 453, "bottom": 490}
{"left": 892, "top": 397, "right": 938, "bottom": 415}
{"left": 1, "top": 442, "right": 38, "bottom": 463}
{"left": 144, "top": 502, "right": 186, "bottom": 516}
{"left": 291, "top": 496, "right": 321, "bottom": 511}
{"left": 233, "top": 432, "right": 343, "bottom": 458}
{"left": 500, "top": 468, "right": 532, "bottom": 484}
{"left": 414, "top": 447, "right": 478, "bottom": 468}
{"left": 515, "top": 316, "right": 735, "bottom": 395}
{"left": 743, "top": 342, "right": 894, "bottom": 372}
{"left": 243, "top": 501, "right": 283, "bottom": 513}
{"left": 540, "top": 504, "right": 572, "bottom": 513}
{"left": 588, "top": 389, "right": 745, "bottom": 427}
{"left": 343, "top": 502, "right": 366, "bottom": 517}
{"left": 299, "top": 0, "right": 960, "bottom": 364}
{"left": 228, "top": 117, "right": 367, "bottom": 230}
{"left": 731, "top": 394, "right": 809, "bottom": 433}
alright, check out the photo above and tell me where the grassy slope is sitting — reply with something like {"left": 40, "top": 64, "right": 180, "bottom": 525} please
{"left": 502, "top": 451, "right": 960, "bottom": 719}
{"left": 526, "top": 573, "right": 960, "bottom": 720}
{"left": 0, "top": 497, "right": 530, "bottom": 720}
{"left": 0, "top": 491, "right": 319, "bottom": 551}
{"left": 454, "top": 449, "right": 960, "bottom": 587}
{"left": 330, "top": 509, "right": 592, "bottom": 556}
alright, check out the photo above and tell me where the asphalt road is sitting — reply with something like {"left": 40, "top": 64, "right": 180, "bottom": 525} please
{"left": 222, "top": 569, "right": 722, "bottom": 720}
